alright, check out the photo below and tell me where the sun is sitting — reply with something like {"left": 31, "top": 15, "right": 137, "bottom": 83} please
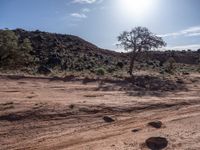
{"left": 117, "top": 0, "right": 155, "bottom": 18}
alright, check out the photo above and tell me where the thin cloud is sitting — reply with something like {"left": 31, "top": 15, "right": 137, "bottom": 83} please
{"left": 72, "top": 0, "right": 96, "bottom": 4}
{"left": 82, "top": 8, "right": 90, "bottom": 13}
{"left": 72, "top": 0, "right": 103, "bottom": 4}
{"left": 70, "top": 7, "right": 91, "bottom": 20}
{"left": 97, "top": 0, "right": 104, "bottom": 4}
{"left": 158, "top": 26, "right": 200, "bottom": 37}
{"left": 70, "top": 8, "right": 91, "bottom": 19}
{"left": 70, "top": 13, "right": 87, "bottom": 18}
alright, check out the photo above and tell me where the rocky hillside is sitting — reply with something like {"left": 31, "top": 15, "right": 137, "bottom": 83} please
{"left": 0, "top": 28, "right": 199, "bottom": 75}
{"left": 13, "top": 29, "right": 128, "bottom": 73}
{"left": 147, "top": 51, "right": 200, "bottom": 65}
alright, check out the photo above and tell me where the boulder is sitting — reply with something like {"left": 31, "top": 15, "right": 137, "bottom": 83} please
{"left": 146, "top": 137, "right": 168, "bottom": 150}
{"left": 103, "top": 116, "right": 115, "bottom": 123}
{"left": 148, "top": 121, "right": 163, "bottom": 129}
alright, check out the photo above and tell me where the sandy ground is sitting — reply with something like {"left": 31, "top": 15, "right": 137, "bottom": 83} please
{"left": 0, "top": 74, "right": 200, "bottom": 150}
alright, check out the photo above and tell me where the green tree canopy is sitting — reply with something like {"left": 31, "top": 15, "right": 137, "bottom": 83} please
{"left": 0, "top": 29, "right": 33, "bottom": 68}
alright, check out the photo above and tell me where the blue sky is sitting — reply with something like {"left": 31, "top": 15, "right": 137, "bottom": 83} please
{"left": 1, "top": 0, "right": 200, "bottom": 51}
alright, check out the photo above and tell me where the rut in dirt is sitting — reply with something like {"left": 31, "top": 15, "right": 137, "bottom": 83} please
{"left": 1, "top": 99, "right": 199, "bottom": 122}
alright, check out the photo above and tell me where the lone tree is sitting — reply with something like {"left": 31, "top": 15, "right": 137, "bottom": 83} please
{"left": 117, "top": 26, "right": 166, "bottom": 75}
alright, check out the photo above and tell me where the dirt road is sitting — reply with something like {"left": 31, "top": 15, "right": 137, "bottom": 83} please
{"left": 0, "top": 74, "right": 200, "bottom": 150}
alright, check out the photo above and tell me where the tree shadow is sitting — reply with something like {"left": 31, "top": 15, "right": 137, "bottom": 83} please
{"left": 2, "top": 74, "right": 187, "bottom": 97}
{"left": 93, "top": 75, "right": 187, "bottom": 97}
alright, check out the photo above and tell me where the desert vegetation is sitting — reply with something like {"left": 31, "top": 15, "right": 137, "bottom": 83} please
{"left": 0, "top": 28, "right": 199, "bottom": 77}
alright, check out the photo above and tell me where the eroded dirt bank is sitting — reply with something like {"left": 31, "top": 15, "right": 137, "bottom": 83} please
{"left": 0, "top": 74, "right": 200, "bottom": 150}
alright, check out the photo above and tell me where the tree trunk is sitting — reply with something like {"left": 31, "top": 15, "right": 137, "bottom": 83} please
{"left": 129, "top": 52, "right": 136, "bottom": 76}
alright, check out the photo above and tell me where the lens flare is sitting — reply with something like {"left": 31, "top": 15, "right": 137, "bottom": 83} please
{"left": 117, "top": 0, "right": 156, "bottom": 18}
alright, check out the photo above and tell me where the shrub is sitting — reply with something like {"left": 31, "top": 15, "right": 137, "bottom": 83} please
{"left": 0, "top": 30, "right": 33, "bottom": 68}
{"left": 163, "top": 57, "right": 176, "bottom": 74}
{"left": 96, "top": 68, "right": 106, "bottom": 76}
{"left": 0, "top": 30, "right": 18, "bottom": 66}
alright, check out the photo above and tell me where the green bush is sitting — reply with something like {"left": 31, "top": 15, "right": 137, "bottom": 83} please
{"left": 96, "top": 68, "right": 106, "bottom": 76}
{"left": 0, "top": 30, "right": 18, "bottom": 62}
{"left": 163, "top": 57, "right": 176, "bottom": 74}
{"left": 0, "top": 30, "right": 33, "bottom": 68}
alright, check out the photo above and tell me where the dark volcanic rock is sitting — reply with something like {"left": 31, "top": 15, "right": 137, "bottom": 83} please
{"left": 131, "top": 128, "right": 142, "bottom": 132}
{"left": 12, "top": 29, "right": 127, "bottom": 71}
{"left": 103, "top": 116, "right": 115, "bottom": 123}
{"left": 146, "top": 51, "right": 200, "bottom": 65}
{"left": 146, "top": 137, "right": 168, "bottom": 150}
{"left": 148, "top": 121, "right": 163, "bottom": 129}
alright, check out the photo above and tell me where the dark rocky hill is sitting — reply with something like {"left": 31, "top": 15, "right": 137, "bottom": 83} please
{"left": 0, "top": 28, "right": 199, "bottom": 75}
{"left": 13, "top": 29, "right": 128, "bottom": 73}
{"left": 147, "top": 50, "right": 200, "bottom": 65}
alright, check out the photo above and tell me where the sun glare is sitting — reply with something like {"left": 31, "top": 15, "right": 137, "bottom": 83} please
{"left": 117, "top": 0, "right": 156, "bottom": 18}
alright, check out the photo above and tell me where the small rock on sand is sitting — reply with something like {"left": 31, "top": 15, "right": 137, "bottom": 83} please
{"left": 131, "top": 128, "right": 141, "bottom": 132}
{"left": 103, "top": 116, "right": 115, "bottom": 123}
{"left": 148, "top": 121, "right": 163, "bottom": 129}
